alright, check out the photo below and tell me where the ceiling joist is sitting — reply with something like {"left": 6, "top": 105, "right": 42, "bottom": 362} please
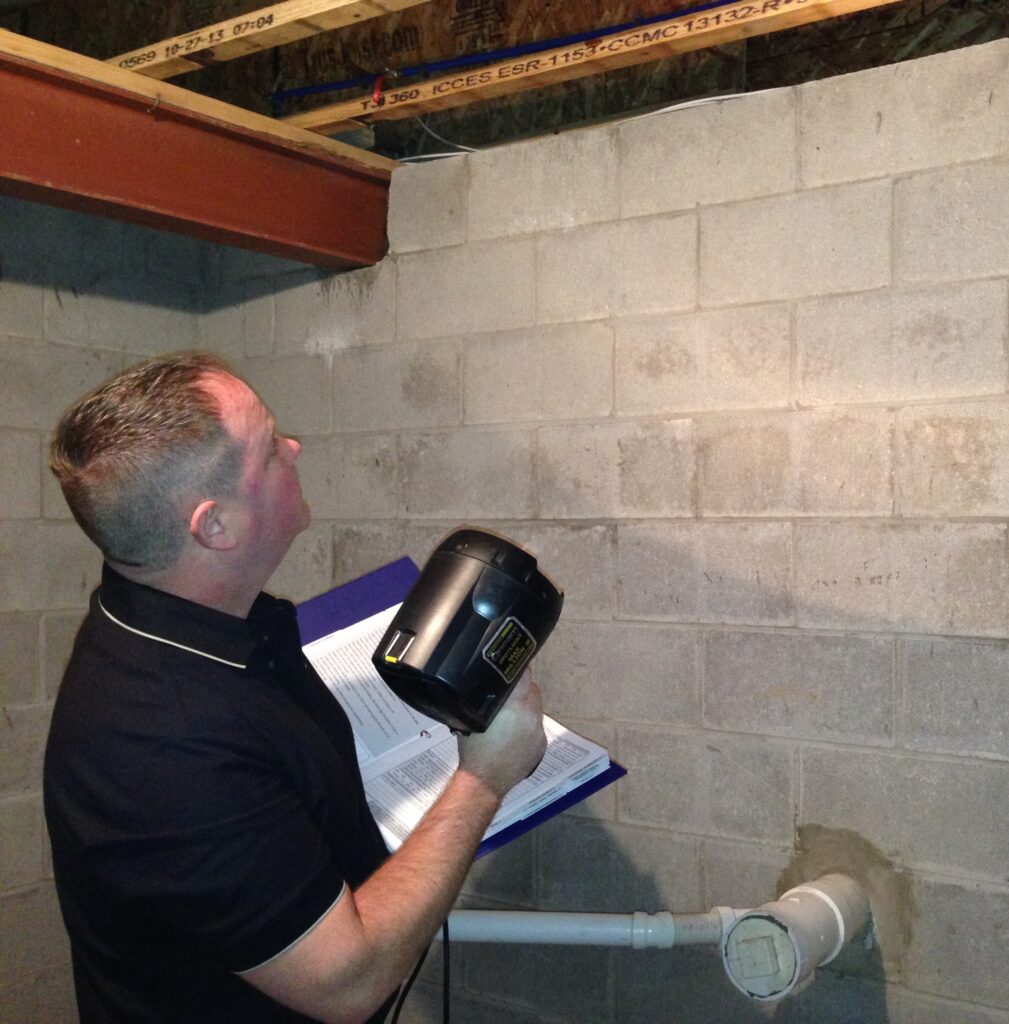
{"left": 0, "top": 28, "right": 396, "bottom": 268}
{"left": 284, "top": 0, "right": 906, "bottom": 135}
{"left": 108, "top": 0, "right": 432, "bottom": 80}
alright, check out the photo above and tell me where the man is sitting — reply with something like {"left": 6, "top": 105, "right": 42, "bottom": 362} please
{"left": 44, "top": 352, "right": 546, "bottom": 1024}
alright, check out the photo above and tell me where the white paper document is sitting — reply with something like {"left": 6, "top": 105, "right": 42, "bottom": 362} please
{"left": 304, "top": 605, "right": 611, "bottom": 852}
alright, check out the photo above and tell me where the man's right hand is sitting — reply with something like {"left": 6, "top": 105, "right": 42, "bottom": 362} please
{"left": 457, "top": 671, "right": 547, "bottom": 799}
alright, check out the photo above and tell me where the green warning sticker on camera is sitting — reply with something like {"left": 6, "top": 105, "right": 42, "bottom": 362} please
{"left": 482, "top": 616, "right": 536, "bottom": 684}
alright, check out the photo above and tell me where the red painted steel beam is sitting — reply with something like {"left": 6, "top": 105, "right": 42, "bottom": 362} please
{"left": 0, "top": 32, "right": 393, "bottom": 269}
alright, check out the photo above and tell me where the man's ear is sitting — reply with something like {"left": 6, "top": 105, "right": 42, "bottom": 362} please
{"left": 190, "top": 500, "right": 238, "bottom": 551}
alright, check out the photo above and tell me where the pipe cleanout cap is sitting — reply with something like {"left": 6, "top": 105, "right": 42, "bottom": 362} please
{"left": 722, "top": 874, "right": 870, "bottom": 1002}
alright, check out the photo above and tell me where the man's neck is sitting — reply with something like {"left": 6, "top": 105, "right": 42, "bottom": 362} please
{"left": 109, "top": 559, "right": 264, "bottom": 619}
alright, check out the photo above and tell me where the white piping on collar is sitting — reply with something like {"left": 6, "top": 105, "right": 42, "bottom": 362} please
{"left": 98, "top": 597, "right": 247, "bottom": 670}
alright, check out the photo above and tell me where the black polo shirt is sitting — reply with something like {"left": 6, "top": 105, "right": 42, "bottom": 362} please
{"left": 44, "top": 565, "right": 392, "bottom": 1024}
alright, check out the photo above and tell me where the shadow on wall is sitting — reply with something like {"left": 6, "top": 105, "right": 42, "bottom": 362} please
{"left": 0, "top": 194, "right": 330, "bottom": 312}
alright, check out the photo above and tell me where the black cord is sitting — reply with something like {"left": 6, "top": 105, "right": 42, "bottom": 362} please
{"left": 387, "top": 919, "right": 451, "bottom": 1024}
{"left": 388, "top": 939, "right": 430, "bottom": 1024}
{"left": 442, "top": 918, "right": 450, "bottom": 1024}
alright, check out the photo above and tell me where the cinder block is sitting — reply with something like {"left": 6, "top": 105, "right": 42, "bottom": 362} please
{"left": 537, "top": 420, "right": 696, "bottom": 519}
{"left": 617, "top": 521, "right": 794, "bottom": 626}
{"left": 13, "top": 203, "right": 122, "bottom": 279}
{"left": 399, "top": 429, "right": 535, "bottom": 519}
{"left": 329, "top": 434, "right": 399, "bottom": 519}
{"left": 0, "top": 705, "right": 50, "bottom": 796}
{"left": 615, "top": 304, "right": 790, "bottom": 416}
{"left": 797, "top": 280, "right": 1009, "bottom": 405}
{"left": 700, "top": 837, "right": 793, "bottom": 909}
{"left": 468, "top": 127, "right": 619, "bottom": 241}
{"left": 29, "top": 965, "right": 80, "bottom": 1024}
{"left": 0, "top": 280, "right": 43, "bottom": 340}
{"left": 554, "top": 718, "right": 617, "bottom": 821}
{"left": 464, "top": 942, "right": 613, "bottom": 1024}
{"left": 464, "top": 322, "right": 613, "bottom": 425}
{"left": 68, "top": 281, "right": 200, "bottom": 356}
{"left": 144, "top": 229, "right": 213, "bottom": 288}
{"left": 240, "top": 286, "right": 274, "bottom": 358}
{"left": 217, "top": 245, "right": 304, "bottom": 285}
{"left": 0, "top": 883, "right": 70, "bottom": 987}
{"left": 266, "top": 523, "right": 332, "bottom": 604}
{"left": 0, "top": 795, "right": 45, "bottom": 892}
{"left": 901, "top": 637, "right": 1009, "bottom": 759}
{"left": 904, "top": 876, "right": 1009, "bottom": 1008}
{"left": 888, "top": 987, "right": 1009, "bottom": 1024}
{"left": 196, "top": 286, "right": 245, "bottom": 359}
{"left": 617, "top": 725, "right": 794, "bottom": 842}
{"left": 42, "top": 464, "right": 72, "bottom": 520}
{"left": 701, "top": 412, "right": 795, "bottom": 515}
{"left": 0, "top": 522, "right": 101, "bottom": 612}
{"left": 795, "top": 521, "right": 1009, "bottom": 636}
{"left": 332, "top": 523, "right": 449, "bottom": 585}
{"left": 41, "top": 612, "right": 84, "bottom": 701}
{"left": 0, "top": 337, "right": 122, "bottom": 432}
{"left": 273, "top": 262, "right": 397, "bottom": 355}
{"left": 896, "top": 160, "right": 1009, "bottom": 285}
{"left": 797, "top": 409, "right": 894, "bottom": 515}
{"left": 396, "top": 238, "right": 535, "bottom": 341}
{"left": 537, "top": 816, "right": 701, "bottom": 912}
{"left": 536, "top": 214, "right": 697, "bottom": 323}
{"left": 616, "top": 947, "right": 788, "bottom": 1024}
{"left": 291, "top": 435, "right": 332, "bottom": 519}
{"left": 700, "top": 181, "right": 891, "bottom": 306}
{"left": 239, "top": 353, "right": 331, "bottom": 435}
{"left": 800, "top": 747, "right": 1009, "bottom": 879}
{"left": 703, "top": 408, "right": 894, "bottom": 517}
{"left": 0, "top": 429, "right": 40, "bottom": 519}
{"left": 331, "top": 340, "right": 460, "bottom": 431}
{"left": 502, "top": 522, "right": 615, "bottom": 621}
{"left": 388, "top": 158, "right": 468, "bottom": 253}
{"left": 899, "top": 402, "right": 1009, "bottom": 516}
{"left": 536, "top": 620, "right": 700, "bottom": 725}
{"left": 801, "top": 41, "right": 1009, "bottom": 186}
{"left": 0, "top": 613, "right": 38, "bottom": 705}
{"left": 704, "top": 630, "right": 894, "bottom": 745}
{"left": 621, "top": 88, "right": 797, "bottom": 217}
{"left": 461, "top": 829, "right": 535, "bottom": 907}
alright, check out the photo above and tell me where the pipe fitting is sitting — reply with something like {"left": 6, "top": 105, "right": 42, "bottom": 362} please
{"left": 721, "top": 873, "right": 870, "bottom": 1001}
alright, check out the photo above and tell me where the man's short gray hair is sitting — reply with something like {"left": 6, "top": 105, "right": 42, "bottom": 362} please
{"left": 50, "top": 352, "right": 244, "bottom": 571}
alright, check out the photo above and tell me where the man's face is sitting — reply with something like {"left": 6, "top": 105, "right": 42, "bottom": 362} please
{"left": 211, "top": 373, "right": 311, "bottom": 570}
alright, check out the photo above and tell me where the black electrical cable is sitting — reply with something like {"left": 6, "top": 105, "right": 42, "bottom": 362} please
{"left": 387, "top": 919, "right": 451, "bottom": 1024}
{"left": 388, "top": 940, "right": 429, "bottom": 1024}
{"left": 442, "top": 918, "right": 450, "bottom": 1024}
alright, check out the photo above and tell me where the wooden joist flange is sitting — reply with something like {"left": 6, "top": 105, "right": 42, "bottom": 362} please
{"left": 284, "top": 0, "right": 906, "bottom": 136}
{"left": 108, "top": 0, "right": 432, "bottom": 80}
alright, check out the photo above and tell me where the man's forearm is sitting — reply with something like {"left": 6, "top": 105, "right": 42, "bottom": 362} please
{"left": 348, "top": 767, "right": 504, "bottom": 1005}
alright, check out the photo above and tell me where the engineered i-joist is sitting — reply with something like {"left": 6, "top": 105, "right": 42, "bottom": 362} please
{"left": 284, "top": 0, "right": 906, "bottom": 136}
{"left": 108, "top": 0, "right": 433, "bottom": 81}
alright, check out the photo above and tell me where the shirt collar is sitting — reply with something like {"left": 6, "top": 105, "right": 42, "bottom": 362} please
{"left": 96, "top": 564, "right": 295, "bottom": 671}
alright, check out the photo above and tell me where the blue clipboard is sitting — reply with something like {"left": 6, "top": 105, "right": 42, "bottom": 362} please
{"left": 296, "top": 558, "right": 626, "bottom": 859}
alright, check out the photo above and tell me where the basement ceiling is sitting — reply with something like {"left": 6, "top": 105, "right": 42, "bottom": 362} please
{"left": 2, "top": 0, "right": 1005, "bottom": 158}
{"left": 0, "top": 0, "right": 1004, "bottom": 269}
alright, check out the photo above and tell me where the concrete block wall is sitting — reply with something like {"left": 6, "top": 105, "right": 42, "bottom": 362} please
{"left": 0, "top": 197, "right": 212, "bottom": 1023}
{"left": 356, "top": 39, "right": 1009, "bottom": 1024}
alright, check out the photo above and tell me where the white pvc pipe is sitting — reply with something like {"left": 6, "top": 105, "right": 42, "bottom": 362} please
{"left": 721, "top": 874, "right": 871, "bottom": 1002}
{"left": 442, "top": 907, "right": 744, "bottom": 949}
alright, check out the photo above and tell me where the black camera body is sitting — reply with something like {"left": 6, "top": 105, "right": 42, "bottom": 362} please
{"left": 372, "top": 529, "right": 563, "bottom": 733}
